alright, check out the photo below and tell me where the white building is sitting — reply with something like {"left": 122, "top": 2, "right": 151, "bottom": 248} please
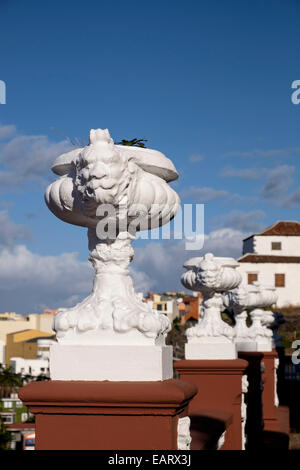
{"left": 0, "top": 339, "right": 5, "bottom": 365}
{"left": 144, "top": 294, "right": 180, "bottom": 323}
{"left": 10, "top": 357, "right": 50, "bottom": 377}
{"left": 237, "top": 221, "right": 300, "bottom": 308}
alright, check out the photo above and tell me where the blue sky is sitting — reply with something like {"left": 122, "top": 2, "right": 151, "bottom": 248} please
{"left": 0, "top": 0, "right": 300, "bottom": 312}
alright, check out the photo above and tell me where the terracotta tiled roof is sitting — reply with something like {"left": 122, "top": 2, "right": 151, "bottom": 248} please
{"left": 238, "top": 254, "right": 300, "bottom": 263}
{"left": 244, "top": 221, "right": 300, "bottom": 241}
{"left": 259, "top": 221, "right": 300, "bottom": 236}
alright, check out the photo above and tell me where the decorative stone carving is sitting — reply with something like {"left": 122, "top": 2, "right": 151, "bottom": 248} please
{"left": 45, "top": 128, "right": 180, "bottom": 346}
{"left": 241, "top": 374, "right": 249, "bottom": 450}
{"left": 181, "top": 253, "right": 242, "bottom": 359}
{"left": 248, "top": 310, "right": 273, "bottom": 352}
{"left": 217, "top": 431, "right": 226, "bottom": 450}
{"left": 261, "top": 311, "right": 285, "bottom": 348}
{"left": 274, "top": 357, "right": 279, "bottom": 407}
{"left": 248, "top": 284, "right": 278, "bottom": 352}
{"left": 177, "top": 416, "right": 192, "bottom": 450}
{"left": 223, "top": 284, "right": 257, "bottom": 351}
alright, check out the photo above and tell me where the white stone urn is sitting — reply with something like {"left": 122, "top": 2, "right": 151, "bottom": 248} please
{"left": 223, "top": 284, "right": 257, "bottom": 351}
{"left": 181, "top": 253, "right": 242, "bottom": 359}
{"left": 45, "top": 128, "right": 180, "bottom": 380}
{"left": 247, "top": 283, "right": 278, "bottom": 352}
{"left": 261, "top": 311, "right": 285, "bottom": 348}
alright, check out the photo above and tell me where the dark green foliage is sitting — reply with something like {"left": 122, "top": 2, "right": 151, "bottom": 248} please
{"left": 0, "top": 364, "right": 23, "bottom": 398}
{"left": 0, "top": 418, "right": 12, "bottom": 450}
{"left": 116, "top": 138, "right": 148, "bottom": 148}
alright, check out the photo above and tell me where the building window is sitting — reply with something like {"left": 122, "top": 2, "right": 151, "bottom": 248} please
{"left": 275, "top": 273, "right": 285, "bottom": 287}
{"left": 272, "top": 242, "right": 282, "bottom": 250}
{"left": 157, "top": 304, "right": 162, "bottom": 311}
{"left": 248, "top": 273, "right": 258, "bottom": 285}
{"left": 1, "top": 413, "right": 15, "bottom": 424}
{"left": 3, "top": 401, "right": 12, "bottom": 409}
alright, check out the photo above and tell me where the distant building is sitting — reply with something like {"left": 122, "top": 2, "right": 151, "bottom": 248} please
{"left": 10, "top": 357, "right": 50, "bottom": 378}
{"left": 0, "top": 311, "right": 56, "bottom": 345}
{"left": 144, "top": 293, "right": 180, "bottom": 323}
{"left": 144, "top": 291, "right": 202, "bottom": 325}
{"left": 0, "top": 393, "right": 29, "bottom": 426}
{"left": 238, "top": 221, "right": 300, "bottom": 308}
{"left": 178, "top": 293, "right": 203, "bottom": 325}
{"left": 6, "top": 422, "right": 35, "bottom": 450}
{"left": 0, "top": 311, "right": 56, "bottom": 366}
{"left": 0, "top": 339, "right": 5, "bottom": 365}
{"left": 42, "top": 309, "right": 58, "bottom": 316}
{"left": 0, "top": 312, "right": 23, "bottom": 321}
{"left": 5, "top": 329, "right": 55, "bottom": 366}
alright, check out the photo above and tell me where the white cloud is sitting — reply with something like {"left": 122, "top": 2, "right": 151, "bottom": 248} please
{"left": 215, "top": 209, "right": 266, "bottom": 233}
{"left": 0, "top": 125, "right": 71, "bottom": 187}
{"left": 0, "top": 209, "right": 163, "bottom": 312}
{"left": 219, "top": 166, "right": 266, "bottom": 180}
{"left": 189, "top": 154, "right": 205, "bottom": 163}
{"left": 0, "top": 210, "right": 31, "bottom": 246}
{"left": 0, "top": 225, "right": 246, "bottom": 312}
{"left": 133, "top": 228, "right": 245, "bottom": 294}
{"left": 130, "top": 268, "right": 155, "bottom": 294}
{"left": 283, "top": 187, "right": 300, "bottom": 208}
{"left": 181, "top": 186, "right": 228, "bottom": 202}
{"left": 0, "top": 124, "right": 16, "bottom": 141}
{"left": 222, "top": 147, "right": 300, "bottom": 159}
{"left": 261, "top": 165, "right": 294, "bottom": 202}
{"left": 0, "top": 244, "right": 93, "bottom": 313}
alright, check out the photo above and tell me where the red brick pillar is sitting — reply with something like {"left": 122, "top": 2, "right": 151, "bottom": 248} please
{"left": 174, "top": 359, "right": 248, "bottom": 450}
{"left": 238, "top": 351, "right": 264, "bottom": 449}
{"left": 261, "top": 350, "right": 279, "bottom": 431}
{"left": 258, "top": 350, "right": 290, "bottom": 448}
{"left": 19, "top": 379, "right": 197, "bottom": 450}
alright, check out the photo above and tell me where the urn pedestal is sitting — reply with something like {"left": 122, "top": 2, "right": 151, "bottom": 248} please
{"left": 238, "top": 351, "right": 264, "bottom": 449}
{"left": 174, "top": 359, "right": 248, "bottom": 450}
{"left": 250, "top": 349, "right": 289, "bottom": 448}
{"left": 19, "top": 128, "right": 198, "bottom": 450}
{"left": 261, "top": 350, "right": 279, "bottom": 431}
{"left": 19, "top": 379, "right": 197, "bottom": 450}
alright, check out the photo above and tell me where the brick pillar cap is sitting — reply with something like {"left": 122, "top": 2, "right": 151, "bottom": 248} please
{"left": 19, "top": 378, "right": 197, "bottom": 407}
{"left": 174, "top": 358, "right": 248, "bottom": 373}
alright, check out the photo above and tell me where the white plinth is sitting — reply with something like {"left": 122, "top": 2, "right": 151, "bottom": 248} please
{"left": 235, "top": 341, "right": 258, "bottom": 352}
{"left": 50, "top": 344, "right": 173, "bottom": 381}
{"left": 185, "top": 341, "right": 237, "bottom": 360}
{"left": 255, "top": 341, "right": 273, "bottom": 352}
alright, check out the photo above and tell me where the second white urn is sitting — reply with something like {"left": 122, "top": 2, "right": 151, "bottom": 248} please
{"left": 181, "top": 253, "right": 242, "bottom": 360}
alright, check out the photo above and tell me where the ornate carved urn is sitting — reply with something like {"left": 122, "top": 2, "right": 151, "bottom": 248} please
{"left": 247, "top": 283, "right": 278, "bottom": 352}
{"left": 261, "top": 311, "right": 285, "bottom": 348}
{"left": 223, "top": 284, "right": 257, "bottom": 351}
{"left": 181, "top": 253, "right": 242, "bottom": 359}
{"left": 45, "top": 128, "right": 180, "bottom": 380}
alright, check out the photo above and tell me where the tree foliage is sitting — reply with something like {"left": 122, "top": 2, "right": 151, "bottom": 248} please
{"left": 0, "top": 364, "right": 23, "bottom": 398}
{"left": 0, "top": 418, "right": 12, "bottom": 450}
{"left": 115, "top": 138, "right": 148, "bottom": 148}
